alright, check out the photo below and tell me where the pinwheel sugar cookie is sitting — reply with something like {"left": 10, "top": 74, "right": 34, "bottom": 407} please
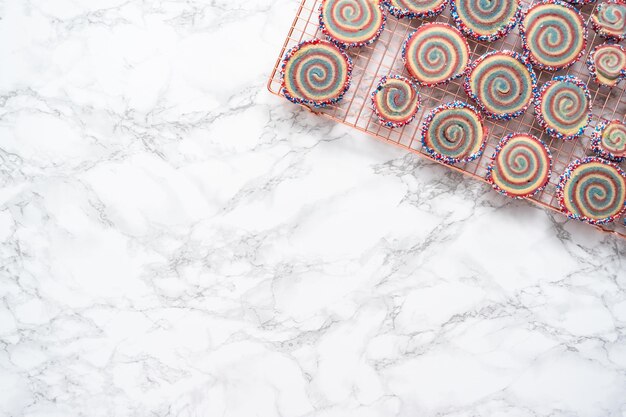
{"left": 557, "top": 157, "right": 626, "bottom": 225}
{"left": 371, "top": 75, "right": 422, "bottom": 128}
{"left": 280, "top": 39, "right": 353, "bottom": 108}
{"left": 319, "top": 0, "right": 386, "bottom": 48}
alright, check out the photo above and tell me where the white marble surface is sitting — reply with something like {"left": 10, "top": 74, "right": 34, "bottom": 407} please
{"left": 1, "top": 1, "right": 625, "bottom": 416}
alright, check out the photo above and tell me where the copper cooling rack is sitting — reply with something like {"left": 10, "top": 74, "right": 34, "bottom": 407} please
{"left": 267, "top": 0, "right": 626, "bottom": 239}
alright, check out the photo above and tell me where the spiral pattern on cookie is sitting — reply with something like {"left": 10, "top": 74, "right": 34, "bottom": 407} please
{"left": 486, "top": 134, "right": 552, "bottom": 198}
{"left": 320, "top": 0, "right": 386, "bottom": 47}
{"left": 371, "top": 75, "right": 421, "bottom": 128}
{"left": 587, "top": 44, "right": 626, "bottom": 87}
{"left": 592, "top": 0, "right": 626, "bottom": 41}
{"left": 280, "top": 39, "right": 353, "bottom": 108}
{"left": 421, "top": 101, "right": 486, "bottom": 164}
{"left": 557, "top": 157, "right": 626, "bottom": 225}
{"left": 464, "top": 50, "right": 536, "bottom": 120}
{"left": 385, "top": 0, "right": 448, "bottom": 18}
{"left": 450, "top": 0, "right": 521, "bottom": 41}
{"left": 403, "top": 23, "right": 470, "bottom": 86}
{"left": 535, "top": 76, "right": 591, "bottom": 140}
{"left": 592, "top": 120, "right": 626, "bottom": 162}
{"left": 520, "top": 0, "right": 587, "bottom": 71}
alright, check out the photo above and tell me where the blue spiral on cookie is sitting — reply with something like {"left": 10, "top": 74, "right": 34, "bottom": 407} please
{"left": 464, "top": 50, "right": 536, "bottom": 120}
{"left": 371, "top": 75, "right": 421, "bottom": 128}
{"left": 451, "top": 0, "right": 521, "bottom": 41}
{"left": 535, "top": 76, "right": 591, "bottom": 141}
{"left": 592, "top": 0, "right": 626, "bottom": 40}
{"left": 403, "top": 23, "right": 470, "bottom": 86}
{"left": 280, "top": 39, "right": 353, "bottom": 107}
{"left": 487, "top": 134, "right": 552, "bottom": 198}
{"left": 520, "top": 0, "right": 587, "bottom": 71}
{"left": 421, "top": 101, "right": 486, "bottom": 164}
{"left": 385, "top": 0, "right": 448, "bottom": 18}
{"left": 320, "top": 0, "right": 386, "bottom": 47}
{"left": 557, "top": 157, "right": 626, "bottom": 225}
{"left": 592, "top": 120, "right": 626, "bottom": 162}
{"left": 587, "top": 44, "right": 626, "bottom": 87}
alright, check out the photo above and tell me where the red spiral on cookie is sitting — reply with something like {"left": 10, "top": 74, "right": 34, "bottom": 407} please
{"left": 320, "top": 0, "right": 386, "bottom": 48}
{"left": 587, "top": 44, "right": 626, "bottom": 87}
{"left": 280, "top": 39, "right": 353, "bottom": 108}
{"left": 420, "top": 101, "right": 487, "bottom": 164}
{"left": 519, "top": 0, "right": 587, "bottom": 71}
{"left": 486, "top": 133, "right": 552, "bottom": 198}
{"left": 534, "top": 76, "right": 592, "bottom": 141}
{"left": 557, "top": 157, "right": 626, "bottom": 225}
{"left": 464, "top": 50, "right": 536, "bottom": 120}
{"left": 402, "top": 23, "right": 470, "bottom": 86}
{"left": 592, "top": 120, "right": 626, "bottom": 162}
{"left": 592, "top": 0, "right": 626, "bottom": 41}
{"left": 450, "top": 0, "right": 521, "bottom": 41}
{"left": 371, "top": 75, "right": 421, "bottom": 128}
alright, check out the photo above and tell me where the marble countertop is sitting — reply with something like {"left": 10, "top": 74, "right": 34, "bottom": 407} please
{"left": 1, "top": 1, "right": 625, "bottom": 416}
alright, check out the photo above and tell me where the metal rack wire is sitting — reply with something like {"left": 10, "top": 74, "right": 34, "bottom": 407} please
{"left": 267, "top": 0, "right": 626, "bottom": 239}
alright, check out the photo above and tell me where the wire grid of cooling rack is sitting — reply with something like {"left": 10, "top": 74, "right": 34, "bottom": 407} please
{"left": 267, "top": 0, "right": 626, "bottom": 239}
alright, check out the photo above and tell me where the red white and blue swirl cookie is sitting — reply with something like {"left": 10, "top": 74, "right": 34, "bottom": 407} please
{"left": 587, "top": 44, "right": 626, "bottom": 88}
{"left": 420, "top": 101, "right": 487, "bottom": 164}
{"left": 534, "top": 76, "right": 592, "bottom": 141}
{"left": 592, "top": 120, "right": 626, "bottom": 162}
{"left": 371, "top": 75, "right": 422, "bottom": 128}
{"left": 384, "top": 0, "right": 448, "bottom": 19}
{"left": 402, "top": 23, "right": 471, "bottom": 87}
{"left": 464, "top": 50, "right": 536, "bottom": 120}
{"left": 557, "top": 157, "right": 626, "bottom": 225}
{"left": 486, "top": 133, "right": 552, "bottom": 199}
{"left": 450, "top": 0, "right": 521, "bottom": 41}
{"left": 319, "top": 0, "right": 386, "bottom": 48}
{"left": 280, "top": 39, "right": 353, "bottom": 108}
{"left": 519, "top": 0, "right": 587, "bottom": 71}
{"left": 592, "top": 0, "right": 626, "bottom": 41}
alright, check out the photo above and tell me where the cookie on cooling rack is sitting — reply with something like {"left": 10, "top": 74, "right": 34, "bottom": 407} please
{"left": 371, "top": 75, "right": 422, "bottom": 128}
{"left": 402, "top": 22, "right": 471, "bottom": 87}
{"left": 420, "top": 101, "right": 487, "bottom": 165}
{"left": 450, "top": 0, "right": 521, "bottom": 42}
{"left": 592, "top": 0, "right": 626, "bottom": 42}
{"left": 587, "top": 43, "right": 626, "bottom": 88}
{"left": 534, "top": 76, "right": 592, "bottom": 141}
{"left": 319, "top": 0, "right": 386, "bottom": 48}
{"left": 464, "top": 50, "right": 537, "bottom": 120}
{"left": 557, "top": 157, "right": 626, "bottom": 225}
{"left": 280, "top": 39, "right": 353, "bottom": 108}
{"left": 486, "top": 133, "right": 552, "bottom": 199}
{"left": 592, "top": 120, "right": 626, "bottom": 162}
{"left": 519, "top": 0, "right": 587, "bottom": 71}
{"left": 384, "top": 0, "right": 448, "bottom": 19}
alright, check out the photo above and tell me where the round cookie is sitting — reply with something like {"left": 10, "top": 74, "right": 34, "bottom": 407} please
{"left": 587, "top": 44, "right": 626, "bottom": 88}
{"left": 319, "top": 0, "right": 386, "bottom": 48}
{"left": 592, "top": 120, "right": 626, "bottom": 162}
{"left": 486, "top": 133, "right": 552, "bottom": 199}
{"left": 450, "top": 0, "right": 521, "bottom": 42}
{"left": 464, "top": 50, "right": 536, "bottom": 120}
{"left": 385, "top": 0, "right": 448, "bottom": 19}
{"left": 371, "top": 75, "right": 422, "bottom": 128}
{"left": 280, "top": 39, "right": 353, "bottom": 108}
{"left": 420, "top": 101, "right": 487, "bottom": 164}
{"left": 534, "top": 76, "right": 592, "bottom": 141}
{"left": 592, "top": 0, "right": 626, "bottom": 42}
{"left": 402, "top": 23, "right": 471, "bottom": 87}
{"left": 557, "top": 157, "right": 626, "bottom": 225}
{"left": 519, "top": 0, "right": 587, "bottom": 71}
